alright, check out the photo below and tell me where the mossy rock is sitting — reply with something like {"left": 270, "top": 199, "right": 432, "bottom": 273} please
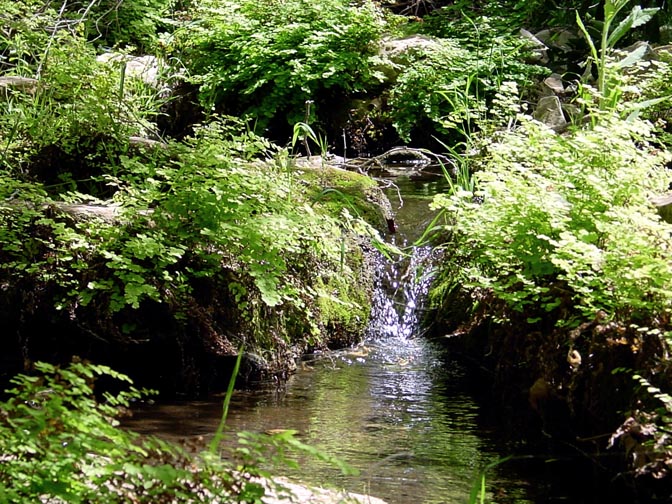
{"left": 293, "top": 158, "right": 393, "bottom": 230}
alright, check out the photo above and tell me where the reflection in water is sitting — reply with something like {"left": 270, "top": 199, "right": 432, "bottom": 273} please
{"left": 125, "top": 173, "right": 535, "bottom": 503}
{"left": 126, "top": 339, "right": 533, "bottom": 503}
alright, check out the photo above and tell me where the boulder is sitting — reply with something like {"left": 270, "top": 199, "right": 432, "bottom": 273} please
{"left": 261, "top": 478, "right": 388, "bottom": 504}
{"left": 375, "top": 35, "right": 444, "bottom": 80}
{"left": 533, "top": 95, "right": 567, "bottom": 131}
{"left": 520, "top": 28, "right": 549, "bottom": 64}
{"left": 97, "top": 53, "right": 160, "bottom": 86}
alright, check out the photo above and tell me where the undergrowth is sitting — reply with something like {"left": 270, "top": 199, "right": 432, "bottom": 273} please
{"left": 0, "top": 359, "right": 355, "bottom": 503}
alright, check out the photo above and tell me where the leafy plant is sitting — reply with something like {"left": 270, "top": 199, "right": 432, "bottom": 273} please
{"left": 0, "top": 359, "right": 358, "bottom": 503}
{"left": 576, "top": 0, "right": 660, "bottom": 110}
{"left": 0, "top": 360, "right": 200, "bottom": 503}
{"left": 608, "top": 372, "right": 672, "bottom": 481}
{"left": 75, "top": 0, "right": 178, "bottom": 52}
{"left": 430, "top": 114, "right": 672, "bottom": 327}
{"left": 389, "top": 14, "right": 545, "bottom": 142}
{"left": 180, "top": 0, "right": 386, "bottom": 132}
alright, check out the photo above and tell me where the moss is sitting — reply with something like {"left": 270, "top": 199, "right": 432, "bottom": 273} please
{"left": 296, "top": 164, "right": 392, "bottom": 229}
{"left": 314, "top": 241, "right": 373, "bottom": 348}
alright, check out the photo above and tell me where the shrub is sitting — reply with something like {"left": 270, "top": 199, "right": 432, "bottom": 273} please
{"left": 179, "top": 0, "right": 386, "bottom": 132}
{"left": 74, "top": 0, "right": 178, "bottom": 52}
{"left": 430, "top": 114, "right": 672, "bottom": 328}
{"left": 0, "top": 359, "right": 353, "bottom": 503}
{"left": 388, "top": 13, "right": 547, "bottom": 142}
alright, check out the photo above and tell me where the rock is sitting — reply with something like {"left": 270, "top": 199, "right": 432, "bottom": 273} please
{"left": 97, "top": 53, "right": 159, "bottom": 86}
{"left": 129, "top": 136, "right": 168, "bottom": 151}
{"left": 654, "top": 44, "right": 672, "bottom": 60}
{"left": 381, "top": 34, "right": 442, "bottom": 62}
{"left": 542, "top": 73, "right": 565, "bottom": 95}
{"left": 621, "top": 40, "right": 656, "bottom": 62}
{"left": 534, "top": 28, "right": 580, "bottom": 53}
{"left": 375, "top": 35, "right": 443, "bottom": 80}
{"left": 520, "top": 28, "right": 549, "bottom": 64}
{"left": 0, "top": 76, "right": 39, "bottom": 95}
{"left": 651, "top": 193, "right": 672, "bottom": 223}
{"left": 533, "top": 96, "right": 567, "bottom": 131}
{"left": 260, "top": 477, "right": 388, "bottom": 504}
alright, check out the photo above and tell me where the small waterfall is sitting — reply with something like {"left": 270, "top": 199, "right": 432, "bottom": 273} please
{"left": 366, "top": 244, "right": 434, "bottom": 340}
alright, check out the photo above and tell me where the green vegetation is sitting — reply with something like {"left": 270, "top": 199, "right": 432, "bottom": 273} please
{"left": 425, "top": 0, "right": 672, "bottom": 488}
{"left": 0, "top": 359, "right": 355, "bottom": 503}
{"left": 3, "top": 0, "right": 672, "bottom": 498}
{"left": 429, "top": 0, "right": 672, "bottom": 331}
{"left": 430, "top": 115, "right": 672, "bottom": 327}
{"left": 181, "top": 0, "right": 387, "bottom": 130}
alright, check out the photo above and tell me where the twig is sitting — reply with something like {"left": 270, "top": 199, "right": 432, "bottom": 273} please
{"left": 36, "top": 0, "right": 102, "bottom": 79}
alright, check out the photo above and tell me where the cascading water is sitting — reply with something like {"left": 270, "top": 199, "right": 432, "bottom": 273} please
{"left": 366, "top": 244, "right": 434, "bottom": 341}
{"left": 124, "top": 171, "right": 539, "bottom": 504}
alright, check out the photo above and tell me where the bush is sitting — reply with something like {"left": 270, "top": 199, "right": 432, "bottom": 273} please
{"left": 74, "top": 0, "right": 178, "bottom": 52}
{"left": 180, "top": 0, "right": 386, "bottom": 132}
{"left": 0, "top": 359, "right": 353, "bottom": 503}
{"left": 0, "top": 360, "right": 228, "bottom": 503}
{"left": 387, "top": 13, "right": 546, "bottom": 142}
{"left": 0, "top": 115, "right": 381, "bottom": 359}
{"left": 430, "top": 114, "right": 672, "bottom": 328}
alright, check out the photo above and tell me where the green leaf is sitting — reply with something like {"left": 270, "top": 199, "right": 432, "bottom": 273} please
{"left": 607, "top": 6, "right": 659, "bottom": 47}
{"left": 613, "top": 43, "right": 648, "bottom": 69}
{"left": 575, "top": 11, "right": 599, "bottom": 65}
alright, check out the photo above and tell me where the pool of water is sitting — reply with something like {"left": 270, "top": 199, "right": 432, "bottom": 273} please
{"left": 125, "top": 335, "right": 540, "bottom": 503}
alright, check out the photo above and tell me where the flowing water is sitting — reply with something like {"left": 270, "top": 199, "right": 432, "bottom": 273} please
{"left": 125, "top": 169, "right": 542, "bottom": 503}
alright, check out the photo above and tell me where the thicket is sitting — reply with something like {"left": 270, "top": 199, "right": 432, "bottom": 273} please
{"left": 171, "top": 0, "right": 547, "bottom": 147}
{"left": 429, "top": 0, "right": 672, "bottom": 341}
{"left": 180, "top": 0, "right": 387, "bottom": 134}
{"left": 0, "top": 0, "right": 389, "bottom": 390}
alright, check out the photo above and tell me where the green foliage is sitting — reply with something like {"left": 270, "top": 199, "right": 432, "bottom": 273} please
{"left": 389, "top": 14, "right": 546, "bottom": 142}
{"left": 179, "top": 0, "right": 386, "bottom": 130}
{"left": 0, "top": 360, "right": 356, "bottom": 503}
{"left": 0, "top": 114, "right": 376, "bottom": 354}
{"left": 430, "top": 115, "right": 672, "bottom": 327}
{"left": 468, "top": 456, "right": 513, "bottom": 504}
{"left": 0, "top": 360, "right": 200, "bottom": 503}
{"left": 422, "top": 0, "right": 588, "bottom": 30}
{"left": 576, "top": 0, "right": 660, "bottom": 110}
{"left": 0, "top": 0, "right": 60, "bottom": 73}
{"left": 0, "top": 38, "right": 166, "bottom": 186}
{"left": 75, "top": 0, "right": 178, "bottom": 52}
{"left": 606, "top": 372, "right": 672, "bottom": 481}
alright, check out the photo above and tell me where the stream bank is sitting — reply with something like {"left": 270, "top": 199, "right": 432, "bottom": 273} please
{"left": 124, "top": 171, "right": 542, "bottom": 504}
{"left": 0, "top": 158, "right": 390, "bottom": 397}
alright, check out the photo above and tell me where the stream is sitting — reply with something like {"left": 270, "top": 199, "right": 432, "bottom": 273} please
{"left": 124, "top": 170, "right": 584, "bottom": 503}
